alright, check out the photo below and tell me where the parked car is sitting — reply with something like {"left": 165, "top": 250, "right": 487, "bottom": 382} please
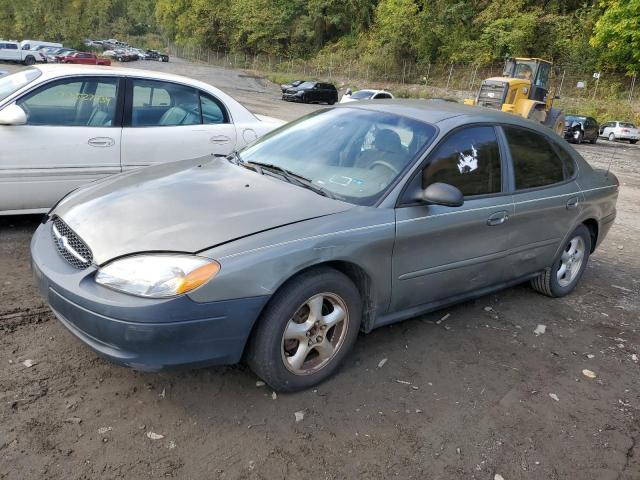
{"left": 48, "top": 48, "right": 76, "bottom": 63}
{"left": 0, "top": 40, "right": 45, "bottom": 65}
{"left": 60, "top": 52, "right": 111, "bottom": 66}
{"left": 131, "top": 48, "right": 150, "bottom": 60}
{"left": 282, "top": 81, "right": 338, "bottom": 104}
{"left": 340, "top": 88, "right": 394, "bottom": 103}
{"left": 114, "top": 50, "right": 138, "bottom": 62}
{"left": 599, "top": 121, "right": 639, "bottom": 144}
{"left": 20, "top": 40, "right": 62, "bottom": 51}
{"left": 145, "top": 50, "right": 169, "bottom": 62}
{"left": 280, "top": 80, "right": 304, "bottom": 93}
{"left": 564, "top": 115, "right": 599, "bottom": 144}
{"left": 0, "top": 65, "right": 284, "bottom": 214}
{"left": 31, "top": 101, "right": 618, "bottom": 391}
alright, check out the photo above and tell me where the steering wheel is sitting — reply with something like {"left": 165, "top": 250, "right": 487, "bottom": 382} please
{"left": 368, "top": 160, "right": 399, "bottom": 175}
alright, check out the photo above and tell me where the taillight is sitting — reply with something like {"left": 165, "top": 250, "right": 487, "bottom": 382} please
{"left": 622, "top": 129, "right": 630, "bottom": 133}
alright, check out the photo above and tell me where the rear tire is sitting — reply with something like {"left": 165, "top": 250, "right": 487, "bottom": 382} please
{"left": 590, "top": 135, "right": 597, "bottom": 144}
{"left": 23, "top": 55, "right": 35, "bottom": 66}
{"left": 630, "top": 140, "right": 638, "bottom": 145}
{"left": 609, "top": 133, "right": 615, "bottom": 141}
{"left": 246, "top": 267, "right": 362, "bottom": 392}
{"left": 531, "top": 225, "right": 591, "bottom": 298}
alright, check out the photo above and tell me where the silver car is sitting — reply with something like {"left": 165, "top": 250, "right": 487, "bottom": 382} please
{"left": 31, "top": 101, "right": 619, "bottom": 391}
{"left": 599, "top": 121, "right": 639, "bottom": 144}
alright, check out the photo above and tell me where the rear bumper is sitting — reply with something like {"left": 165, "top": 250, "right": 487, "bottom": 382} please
{"left": 31, "top": 222, "right": 269, "bottom": 371}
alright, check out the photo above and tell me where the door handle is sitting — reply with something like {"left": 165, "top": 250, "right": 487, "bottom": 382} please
{"left": 210, "top": 135, "right": 230, "bottom": 144}
{"left": 566, "top": 197, "right": 579, "bottom": 209}
{"left": 487, "top": 211, "right": 509, "bottom": 226}
{"left": 88, "top": 137, "right": 115, "bottom": 147}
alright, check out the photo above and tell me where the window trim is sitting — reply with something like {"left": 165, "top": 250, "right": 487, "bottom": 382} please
{"left": 499, "top": 124, "right": 576, "bottom": 194}
{"left": 123, "top": 77, "right": 231, "bottom": 128}
{"left": 199, "top": 91, "right": 230, "bottom": 125}
{"left": 396, "top": 123, "right": 509, "bottom": 208}
{"left": 15, "top": 75, "right": 124, "bottom": 128}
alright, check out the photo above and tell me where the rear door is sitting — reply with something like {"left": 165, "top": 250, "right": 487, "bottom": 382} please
{"left": 503, "top": 126, "right": 583, "bottom": 277}
{"left": 392, "top": 125, "right": 514, "bottom": 310}
{"left": 0, "top": 76, "right": 123, "bottom": 212}
{"left": 120, "top": 78, "right": 237, "bottom": 170}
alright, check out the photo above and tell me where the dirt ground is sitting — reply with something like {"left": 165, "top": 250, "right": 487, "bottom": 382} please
{"left": 1, "top": 59, "right": 639, "bottom": 480}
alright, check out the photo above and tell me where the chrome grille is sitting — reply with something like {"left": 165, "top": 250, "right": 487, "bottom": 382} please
{"left": 51, "top": 217, "right": 93, "bottom": 269}
{"left": 477, "top": 81, "right": 507, "bottom": 109}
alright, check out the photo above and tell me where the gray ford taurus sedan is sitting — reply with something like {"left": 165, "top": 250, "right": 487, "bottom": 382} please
{"left": 31, "top": 101, "right": 619, "bottom": 391}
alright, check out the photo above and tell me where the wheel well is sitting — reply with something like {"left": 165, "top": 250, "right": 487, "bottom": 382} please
{"left": 583, "top": 219, "right": 599, "bottom": 253}
{"left": 264, "top": 261, "right": 376, "bottom": 333}
{"left": 323, "top": 261, "right": 375, "bottom": 332}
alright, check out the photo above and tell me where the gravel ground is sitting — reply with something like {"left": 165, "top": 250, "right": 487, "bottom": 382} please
{"left": 1, "top": 59, "right": 639, "bottom": 480}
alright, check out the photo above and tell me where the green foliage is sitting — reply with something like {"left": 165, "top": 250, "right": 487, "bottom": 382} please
{"left": 0, "top": 0, "right": 637, "bottom": 75}
{"left": 591, "top": 0, "right": 640, "bottom": 74}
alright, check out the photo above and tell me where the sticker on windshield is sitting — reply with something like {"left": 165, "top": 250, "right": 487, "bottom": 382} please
{"left": 457, "top": 145, "right": 478, "bottom": 174}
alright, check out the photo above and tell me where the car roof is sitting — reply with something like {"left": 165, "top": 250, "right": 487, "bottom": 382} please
{"left": 31, "top": 64, "right": 220, "bottom": 93}
{"left": 33, "top": 64, "right": 187, "bottom": 83}
{"left": 336, "top": 99, "right": 556, "bottom": 132}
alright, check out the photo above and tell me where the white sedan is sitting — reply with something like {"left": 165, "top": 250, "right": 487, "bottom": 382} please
{"left": 0, "top": 65, "right": 284, "bottom": 215}
{"left": 340, "top": 89, "right": 394, "bottom": 103}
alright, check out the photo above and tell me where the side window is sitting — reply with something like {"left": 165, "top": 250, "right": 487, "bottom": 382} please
{"left": 7, "top": 44, "right": 18, "bottom": 50}
{"left": 422, "top": 126, "right": 502, "bottom": 197}
{"left": 131, "top": 80, "right": 200, "bottom": 127}
{"left": 200, "top": 93, "right": 228, "bottom": 124}
{"left": 553, "top": 144, "right": 576, "bottom": 178}
{"left": 504, "top": 127, "right": 565, "bottom": 189}
{"left": 17, "top": 77, "right": 119, "bottom": 127}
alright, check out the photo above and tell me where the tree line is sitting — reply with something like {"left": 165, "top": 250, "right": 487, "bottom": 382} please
{"left": 0, "top": 0, "right": 637, "bottom": 74}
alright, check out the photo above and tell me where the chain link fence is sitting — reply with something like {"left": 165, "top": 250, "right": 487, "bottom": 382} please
{"left": 168, "top": 43, "right": 638, "bottom": 105}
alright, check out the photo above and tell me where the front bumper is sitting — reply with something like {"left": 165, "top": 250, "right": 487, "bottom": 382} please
{"left": 31, "top": 222, "right": 269, "bottom": 371}
{"left": 282, "top": 93, "right": 303, "bottom": 102}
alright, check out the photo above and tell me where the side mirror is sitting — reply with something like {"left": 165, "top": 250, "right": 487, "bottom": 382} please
{"left": 345, "top": 88, "right": 352, "bottom": 96}
{"left": 421, "top": 182, "right": 464, "bottom": 207}
{"left": 0, "top": 104, "right": 27, "bottom": 126}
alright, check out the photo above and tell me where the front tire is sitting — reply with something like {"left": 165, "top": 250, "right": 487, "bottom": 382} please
{"left": 531, "top": 225, "right": 591, "bottom": 298}
{"left": 590, "top": 135, "right": 597, "bottom": 144}
{"left": 246, "top": 267, "right": 362, "bottom": 392}
{"left": 630, "top": 140, "right": 638, "bottom": 145}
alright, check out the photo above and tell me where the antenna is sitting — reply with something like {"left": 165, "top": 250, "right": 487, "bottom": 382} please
{"left": 606, "top": 141, "right": 619, "bottom": 176}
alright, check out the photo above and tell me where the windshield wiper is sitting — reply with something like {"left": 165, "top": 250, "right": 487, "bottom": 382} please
{"left": 246, "top": 161, "right": 335, "bottom": 199}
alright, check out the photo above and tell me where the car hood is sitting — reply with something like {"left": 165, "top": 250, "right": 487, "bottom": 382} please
{"left": 53, "top": 157, "right": 353, "bottom": 265}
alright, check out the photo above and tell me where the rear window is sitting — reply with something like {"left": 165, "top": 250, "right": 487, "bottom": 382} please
{"left": 0, "top": 68, "right": 42, "bottom": 103}
{"left": 620, "top": 122, "right": 636, "bottom": 129}
{"left": 504, "top": 126, "right": 566, "bottom": 190}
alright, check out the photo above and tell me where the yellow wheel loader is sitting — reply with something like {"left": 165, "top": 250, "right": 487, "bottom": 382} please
{"left": 464, "top": 58, "right": 565, "bottom": 136}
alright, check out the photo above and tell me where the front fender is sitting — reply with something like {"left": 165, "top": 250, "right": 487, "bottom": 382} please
{"left": 188, "top": 208, "right": 396, "bottom": 319}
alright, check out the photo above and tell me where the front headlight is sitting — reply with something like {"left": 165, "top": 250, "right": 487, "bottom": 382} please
{"left": 95, "top": 254, "right": 220, "bottom": 298}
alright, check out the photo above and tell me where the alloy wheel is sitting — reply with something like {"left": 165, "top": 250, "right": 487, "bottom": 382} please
{"left": 557, "top": 236, "right": 585, "bottom": 287}
{"left": 281, "top": 293, "right": 349, "bottom": 375}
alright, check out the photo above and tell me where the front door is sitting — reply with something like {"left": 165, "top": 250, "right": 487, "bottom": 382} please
{"left": 392, "top": 126, "right": 513, "bottom": 311}
{"left": 0, "top": 76, "right": 122, "bottom": 213}
{"left": 120, "top": 78, "right": 237, "bottom": 170}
